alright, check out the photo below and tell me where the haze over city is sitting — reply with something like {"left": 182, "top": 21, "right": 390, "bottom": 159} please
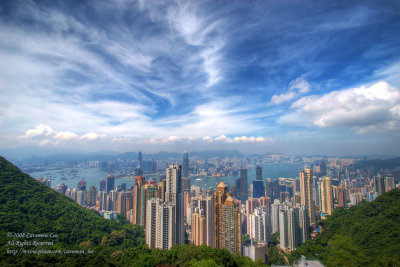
{"left": 1, "top": 0, "right": 400, "bottom": 155}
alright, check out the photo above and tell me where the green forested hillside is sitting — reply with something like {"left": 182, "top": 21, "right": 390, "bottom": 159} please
{"left": 0, "top": 156, "right": 264, "bottom": 266}
{"left": 0, "top": 156, "right": 145, "bottom": 266}
{"left": 291, "top": 188, "right": 400, "bottom": 267}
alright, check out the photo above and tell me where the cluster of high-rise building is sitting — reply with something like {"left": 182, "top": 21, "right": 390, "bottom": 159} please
{"left": 40, "top": 151, "right": 399, "bottom": 264}
{"left": 145, "top": 164, "right": 185, "bottom": 249}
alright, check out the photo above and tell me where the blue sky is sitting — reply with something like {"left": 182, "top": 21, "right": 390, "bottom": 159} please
{"left": 1, "top": 0, "right": 400, "bottom": 155}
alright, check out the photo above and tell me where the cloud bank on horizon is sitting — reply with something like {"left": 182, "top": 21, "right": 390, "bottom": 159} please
{"left": 0, "top": 0, "right": 399, "bottom": 155}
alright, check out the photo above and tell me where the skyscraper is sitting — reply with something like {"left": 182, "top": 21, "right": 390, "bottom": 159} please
{"left": 252, "top": 179, "right": 265, "bottom": 198}
{"left": 99, "top": 191, "right": 108, "bottom": 211}
{"left": 238, "top": 168, "right": 248, "bottom": 202}
{"left": 246, "top": 197, "right": 270, "bottom": 234}
{"left": 271, "top": 199, "right": 281, "bottom": 234}
{"left": 220, "top": 196, "right": 242, "bottom": 254}
{"left": 135, "top": 151, "right": 143, "bottom": 176}
{"left": 182, "top": 152, "right": 189, "bottom": 178}
{"left": 166, "top": 164, "right": 185, "bottom": 245}
{"left": 385, "top": 174, "right": 395, "bottom": 191}
{"left": 107, "top": 175, "right": 115, "bottom": 193}
{"left": 279, "top": 203, "right": 308, "bottom": 250}
{"left": 298, "top": 205, "right": 309, "bottom": 244}
{"left": 192, "top": 195, "right": 213, "bottom": 247}
{"left": 146, "top": 198, "right": 176, "bottom": 250}
{"left": 213, "top": 181, "right": 229, "bottom": 248}
{"left": 286, "top": 206, "right": 299, "bottom": 250}
{"left": 78, "top": 180, "right": 87, "bottom": 191}
{"left": 88, "top": 185, "right": 97, "bottom": 207}
{"left": 138, "top": 150, "right": 143, "bottom": 169}
{"left": 252, "top": 166, "right": 265, "bottom": 198}
{"left": 133, "top": 176, "right": 146, "bottom": 225}
{"left": 266, "top": 179, "right": 281, "bottom": 201}
{"left": 300, "top": 168, "right": 315, "bottom": 226}
{"left": 191, "top": 207, "right": 207, "bottom": 246}
{"left": 336, "top": 184, "right": 346, "bottom": 207}
{"left": 320, "top": 176, "right": 333, "bottom": 216}
{"left": 213, "top": 181, "right": 241, "bottom": 254}
{"left": 375, "top": 174, "right": 385, "bottom": 196}
{"left": 256, "top": 165, "right": 262, "bottom": 180}
{"left": 100, "top": 179, "right": 106, "bottom": 192}
{"left": 249, "top": 207, "right": 271, "bottom": 242}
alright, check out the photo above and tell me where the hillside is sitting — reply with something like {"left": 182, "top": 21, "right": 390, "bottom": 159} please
{"left": 0, "top": 156, "right": 145, "bottom": 266}
{"left": 291, "top": 188, "right": 400, "bottom": 266}
{"left": 0, "top": 156, "right": 265, "bottom": 266}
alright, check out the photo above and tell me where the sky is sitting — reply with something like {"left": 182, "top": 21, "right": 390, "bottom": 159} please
{"left": 1, "top": 0, "right": 400, "bottom": 156}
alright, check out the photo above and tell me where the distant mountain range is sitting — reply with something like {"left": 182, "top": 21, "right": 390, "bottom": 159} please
{"left": 353, "top": 157, "right": 400, "bottom": 170}
{"left": 1, "top": 146, "right": 399, "bottom": 163}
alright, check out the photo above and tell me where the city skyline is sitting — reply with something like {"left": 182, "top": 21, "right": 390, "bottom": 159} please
{"left": 1, "top": 1, "right": 400, "bottom": 155}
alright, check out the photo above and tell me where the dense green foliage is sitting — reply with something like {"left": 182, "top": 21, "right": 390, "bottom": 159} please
{"left": 292, "top": 188, "right": 400, "bottom": 266}
{"left": 266, "top": 233, "right": 287, "bottom": 266}
{"left": 0, "top": 156, "right": 145, "bottom": 266}
{"left": 0, "top": 156, "right": 266, "bottom": 266}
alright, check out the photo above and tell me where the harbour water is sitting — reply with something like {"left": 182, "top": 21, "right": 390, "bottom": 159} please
{"left": 27, "top": 163, "right": 306, "bottom": 190}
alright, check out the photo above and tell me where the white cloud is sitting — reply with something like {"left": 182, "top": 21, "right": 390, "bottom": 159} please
{"left": 120, "top": 135, "right": 272, "bottom": 145}
{"left": 167, "top": 2, "right": 225, "bottom": 87}
{"left": 289, "top": 75, "right": 310, "bottom": 93}
{"left": 280, "top": 81, "right": 400, "bottom": 133}
{"left": 22, "top": 125, "right": 106, "bottom": 144}
{"left": 373, "top": 61, "right": 400, "bottom": 85}
{"left": 270, "top": 75, "right": 310, "bottom": 105}
{"left": 80, "top": 133, "right": 106, "bottom": 141}
{"left": 54, "top": 131, "right": 78, "bottom": 140}
{"left": 24, "top": 124, "right": 55, "bottom": 138}
{"left": 214, "top": 135, "right": 233, "bottom": 142}
{"left": 270, "top": 91, "right": 298, "bottom": 105}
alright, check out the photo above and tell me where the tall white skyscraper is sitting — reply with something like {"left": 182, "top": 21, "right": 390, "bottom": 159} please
{"left": 271, "top": 199, "right": 281, "bottom": 234}
{"left": 286, "top": 206, "right": 299, "bottom": 250}
{"left": 249, "top": 207, "right": 271, "bottom": 243}
{"left": 146, "top": 165, "right": 185, "bottom": 250}
{"left": 298, "top": 205, "right": 309, "bottom": 244}
{"left": 279, "top": 208, "right": 288, "bottom": 249}
{"left": 279, "top": 202, "right": 309, "bottom": 250}
{"left": 146, "top": 198, "right": 176, "bottom": 249}
{"left": 166, "top": 164, "right": 185, "bottom": 245}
